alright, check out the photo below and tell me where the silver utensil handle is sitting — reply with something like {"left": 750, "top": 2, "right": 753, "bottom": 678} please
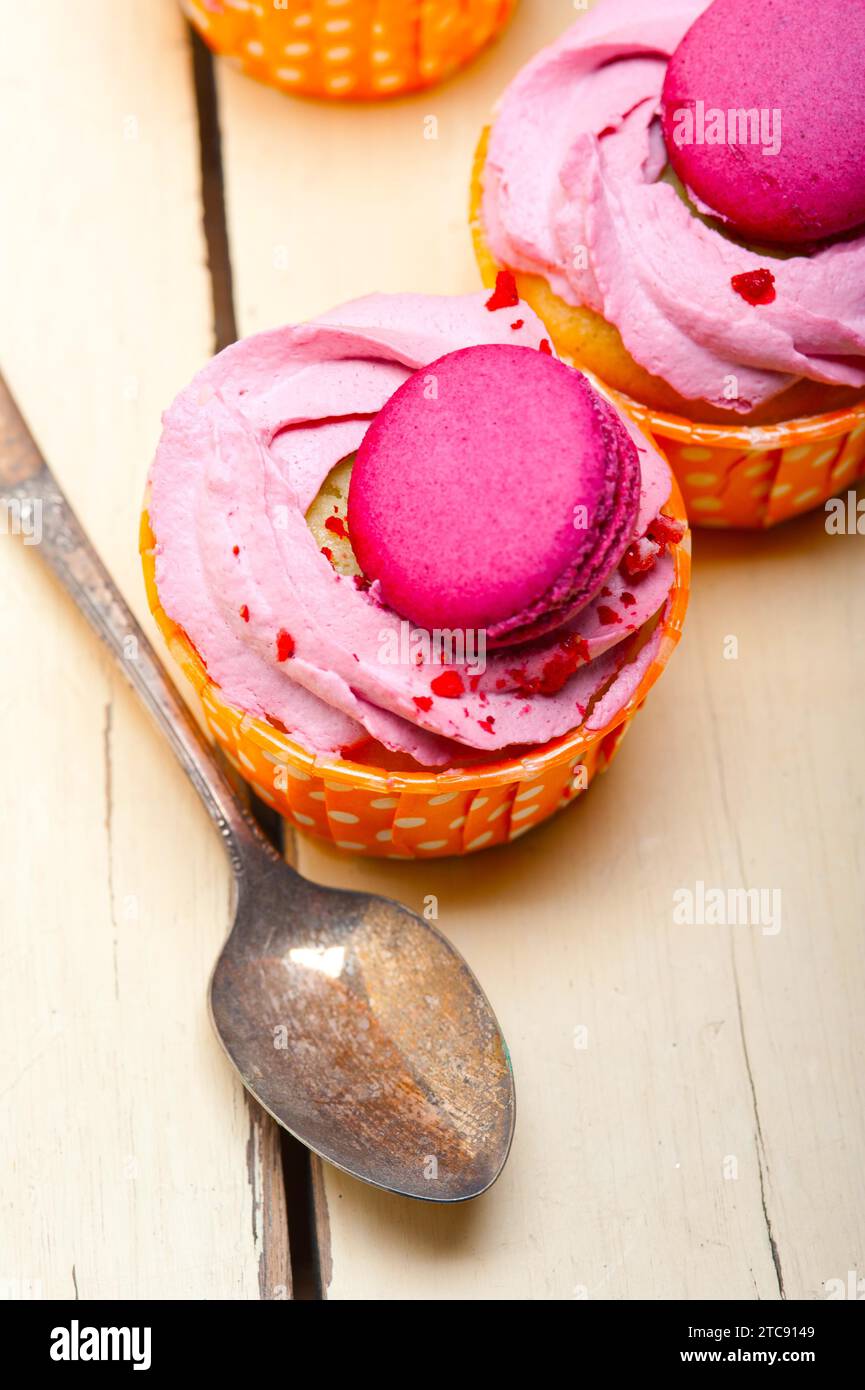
{"left": 0, "top": 370, "right": 277, "bottom": 877}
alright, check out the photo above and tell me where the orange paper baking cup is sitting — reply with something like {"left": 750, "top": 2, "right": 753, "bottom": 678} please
{"left": 470, "top": 132, "right": 865, "bottom": 530}
{"left": 608, "top": 398, "right": 865, "bottom": 529}
{"left": 180, "top": 0, "right": 517, "bottom": 101}
{"left": 140, "top": 498, "right": 690, "bottom": 858}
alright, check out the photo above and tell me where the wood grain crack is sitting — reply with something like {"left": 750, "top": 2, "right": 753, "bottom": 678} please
{"left": 188, "top": 20, "right": 311, "bottom": 1301}
{"left": 703, "top": 664, "right": 786, "bottom": 1299}
{"left": 189, "top": 26, "right": 237, "bottom": 353}
{"left": 730, "top": 941, "right": 786, "bottom": 1300}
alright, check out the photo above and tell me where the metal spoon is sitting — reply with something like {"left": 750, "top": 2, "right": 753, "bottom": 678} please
{"left": 0, "top": 372, "right": 515, "bottom": 1203}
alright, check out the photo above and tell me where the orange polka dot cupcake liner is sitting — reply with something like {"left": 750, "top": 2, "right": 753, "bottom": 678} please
{"left": 612, "top": 395, "right": 865, "bottom": 530}
{"left": 140, "top": 497, "right": 690, "bottom": 859}
{"left": 180, "top": 0, "right": 517, "bottom": 101}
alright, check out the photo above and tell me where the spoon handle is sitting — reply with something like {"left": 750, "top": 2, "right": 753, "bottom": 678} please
{"left": 0, "top": 370, "right": 279, "bottom": 879}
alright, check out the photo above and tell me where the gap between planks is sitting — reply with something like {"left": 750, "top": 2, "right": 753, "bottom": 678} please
{"left": 188, "top": 22, "right": 325, "bottom": 1301}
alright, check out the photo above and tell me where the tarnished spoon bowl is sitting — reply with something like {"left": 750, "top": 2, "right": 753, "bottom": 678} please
{"left": 214, "top": 855, "right": 513, "bottom": 1200}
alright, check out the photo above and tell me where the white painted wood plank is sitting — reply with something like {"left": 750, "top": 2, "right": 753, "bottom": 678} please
{"left": 217, "top": 0, "right": 566, "bottom": 329}
{"left": 0, "top": 0, "right": 288, "bottom": 1299}
{"left": 216, "top": 0, "right": 865, "bottom": 1298}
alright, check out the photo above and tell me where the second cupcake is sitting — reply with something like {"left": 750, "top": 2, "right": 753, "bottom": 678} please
{"left": 472, "top": 0, "right": 865, "bottom": 527}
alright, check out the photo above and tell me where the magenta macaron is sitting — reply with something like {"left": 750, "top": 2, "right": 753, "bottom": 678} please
{"left": 662, "top": 0, "right": 865, "bottom": 245}
{"left": 346, "top": 344, "right": 641, "bottom": 646}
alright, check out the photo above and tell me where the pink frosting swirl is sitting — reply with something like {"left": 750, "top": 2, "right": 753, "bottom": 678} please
{"left": 148, "top": 292, "right": 675, "bottom": 768}
{"left": 481, "top": 0, "right": 865, "bottom": 413}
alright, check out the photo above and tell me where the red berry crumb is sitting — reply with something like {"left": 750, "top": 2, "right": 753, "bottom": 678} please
{"left": 413, "top": 695, "right": 433, "bottom": 712}
{"left": 232, "top": 545, "right": 240, "bottom": 556}
{"left": 485, "top": 270, "right": 519, "bottom": 311}
{"left": 430, "top": 670, "right": 464, "bottom": 698}
{"left": 340, "top": 736, "right": 372, "bottom": 761}
{"left": 510, "top": 319, "right": 524, "bottom": 331}
{"left": 507, "top": 633, "right": 590, "bottom": 698}
{"left": 539, "top": 338, "right": 553, "bottom": 355}
{"left": 324, "top": 515, "right": 348, "bottom": 540}
{"left": 276, "top": 629, "right": 295, "bottom": 661}
{"left": 239, "top": 604, "right": 249, "bottom": 623}
{"left": 731, "top": 268, "right": 776, "bottom": 306}
{"left": 647, "top": 512, "right": 686, "bottom": 549}
{"left": 622, "top": 538, "right": 659, "bottom": 579}
{"left": 478, "top": 716, "right": 495, "bottom": 734}
{"left": 621, "top": 591, "right": 636, "bottom": 608}
{"left": 320, "top": 545, "right": 333, "bottom": 562}
{"left": 597, "top": 605, "right": 621, "bottom": 625}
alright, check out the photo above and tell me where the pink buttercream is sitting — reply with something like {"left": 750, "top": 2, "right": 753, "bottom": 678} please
{"left": 481, "top": 0, "right": 865, "bottom": 413}
{"left": 148, "top": 293, "right": 675, "bottom": 768}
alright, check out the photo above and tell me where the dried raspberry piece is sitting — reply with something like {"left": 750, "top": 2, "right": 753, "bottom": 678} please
{"left": 647, "top": 513, "right": 686, "bottom": 548}
{"left": 469, "top": 674, "right": 481, "bottom": 691}
{"left": 239, "top": 604, "right": 250, "bottom": 623}
{"left": 597, "top": 605, "right": 621, "bottom": 625}
{"left": 430, "top": 670, "right": 464, "bottom": 698}
{"left": 320, "top": 545, "right": 333, "bottom": 562}
{"left": 731, "top": 268, "right": 776, "bottom": 306}
{"left": 622, "top": 537, "right": 660, "bottom": 579}
{"left": 478, "top": 716, "right": 495, "bottom": 734}
{"left": 621, "top": 591, "right": 636, "bottom": 607}
{"left": 413, "top": 695, "right": 433, "bottom": 712}
{"left": 324, "top": 515, "right": 348, "bottom": 540}
{"left": 264, "top": 712, "right": 288, "bottom": 734}
{"left": 232, "top": 545, "right": 240, "bottom": 556}
{"left": 485, "top": 270, "right": 519, "bottom": 311}
{"left": 276, "top": 629, "right": 295, "bottom": 661}
{"left": 539, "top": 339, "right": 553, "bottom": 355}
{"left": 340, "top": 736, "right": 372, "bottom": 761}
{"left": 508, "top": 633, "right": 591, "bottom": 698}
{"left": 510, "top": 319, "right": 524, "bottom": 331}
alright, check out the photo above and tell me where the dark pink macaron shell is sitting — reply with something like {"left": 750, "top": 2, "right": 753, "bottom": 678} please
{"left": 346, "top": 344, "right": 641, "bottom": 647}
{"left": 661, "top": 0, "right": 865, "bottom": 244}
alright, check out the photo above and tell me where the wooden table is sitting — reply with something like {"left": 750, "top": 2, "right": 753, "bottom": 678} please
{"left": 2, "top": 0, "right": 863, "bottom": 1301}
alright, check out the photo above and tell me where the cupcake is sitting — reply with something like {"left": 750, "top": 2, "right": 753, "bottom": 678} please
{"left": 471, "top": 0, "right": 865, "bottom": 527}
{"left": 141, "top": 290, "right": 689, "bottom": 858}
{"left": 181, "top": 0, "right": 517, "bottom": 101}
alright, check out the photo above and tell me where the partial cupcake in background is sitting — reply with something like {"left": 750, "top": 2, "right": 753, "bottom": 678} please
{"left": 141, "top": 290, "right": 689, "bottom": 858}
{"left": 471, "top": 0, "right": 865, "bottom": 527}
{"left": 181, "top": 0, "right": 517, "bottom": 100}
